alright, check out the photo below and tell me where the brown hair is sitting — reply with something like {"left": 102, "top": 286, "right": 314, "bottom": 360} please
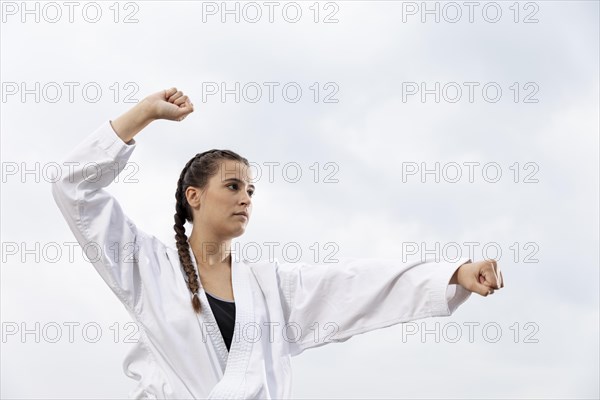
{"left": 173, "top": 149, "right": 250, "bottom": 313}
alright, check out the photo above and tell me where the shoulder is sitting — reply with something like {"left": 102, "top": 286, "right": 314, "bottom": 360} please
{"left": 245, "top": 257, "right": 277, "bottom": 267}
{"left": 137, "top": 229, "right": 169, "bottom": 252}
{"left": 245, "top": 258, "right": 281, "bottom": 287}
{"left": 244, "top": 258, "right": 288, "bottom": 300}
{"left": 163, "top": 241, "right": 181, "bottom": 263}
{"left": 245, "top": 257, "right": 278, "bottom": 273}
{"left": 135, "top": 230, "right": 174, "bottom": 266}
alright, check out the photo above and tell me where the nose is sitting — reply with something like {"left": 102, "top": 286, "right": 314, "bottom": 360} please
{"left": 240, "top": 191, "right": 252, "bottom": 207}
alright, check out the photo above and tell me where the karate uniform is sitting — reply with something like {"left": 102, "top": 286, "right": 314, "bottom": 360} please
{"left": 50, "top": 121, "right": 473, "bottom": 400}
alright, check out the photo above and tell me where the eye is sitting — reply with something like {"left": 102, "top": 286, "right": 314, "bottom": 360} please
{"left": 227, "top": 183, "right": 255, "bottom": 197}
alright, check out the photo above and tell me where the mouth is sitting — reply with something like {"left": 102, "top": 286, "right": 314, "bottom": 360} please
{"left": 233, "top": 212, "right": 249, "bottom": 219}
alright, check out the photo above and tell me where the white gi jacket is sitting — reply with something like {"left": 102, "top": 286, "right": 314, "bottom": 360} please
{"left": 51, "top": 121, "right": 473, "bottom": 399}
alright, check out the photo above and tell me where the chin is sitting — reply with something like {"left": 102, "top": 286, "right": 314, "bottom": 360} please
{"left": 231, "top": 230, "right": 246, "bottom": 239}
{"left": 231, "top": 225, "right": 247, "bottom": 238}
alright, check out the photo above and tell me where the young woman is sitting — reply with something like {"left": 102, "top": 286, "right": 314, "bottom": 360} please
{"left": 51, "top": 87, "right": 504, "bottom": 399}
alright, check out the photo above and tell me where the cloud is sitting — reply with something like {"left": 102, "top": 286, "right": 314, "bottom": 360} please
{"left": 2, "top": 1, "right": 598, "bottom": 399}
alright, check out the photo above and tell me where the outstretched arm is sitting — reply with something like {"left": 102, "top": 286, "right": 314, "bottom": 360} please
{"left": 276, "top": 257, "right": 504, "bottom": 357}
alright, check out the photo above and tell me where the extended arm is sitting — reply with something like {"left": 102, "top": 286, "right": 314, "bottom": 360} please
{"left": 276, "top": 256, "right": 503, "bottom": 357}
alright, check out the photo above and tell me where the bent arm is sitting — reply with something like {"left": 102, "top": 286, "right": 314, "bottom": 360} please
{"left": 110, "top": 99, "right": 155, "bottom": 144}
{"left": 50, "top": 119, "right": 152, "bottom": 314}
{"left": 50, "top": 88, "right": 193, "bottom": 314}
{"left": 276, "top": 256, "right": 472, "bottom": 356}
{"left": 110, "top": 87, "right": 193, "bottom": 143}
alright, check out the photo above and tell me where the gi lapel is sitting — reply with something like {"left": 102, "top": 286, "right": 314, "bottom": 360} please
{"left": 189, "top": 250, "right": 229, "bottom": 372}
{"left": 209, "top": 256, "right": 256, "bottom": 399}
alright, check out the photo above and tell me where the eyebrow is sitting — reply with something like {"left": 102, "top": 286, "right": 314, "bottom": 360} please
{"left": 223, "top": 178, "right": 255, "bottom": 190}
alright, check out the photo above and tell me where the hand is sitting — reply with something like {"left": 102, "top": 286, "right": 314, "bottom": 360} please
{"left": 454, "top": 259, "right": 504, "bottom": 297}
{"left": 142, "top": 87, "right": 194, "bottom": 122}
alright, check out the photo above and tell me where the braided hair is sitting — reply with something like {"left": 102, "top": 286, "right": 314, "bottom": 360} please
{"left": 174, "top": 149, "right": 250, "bottom": 313}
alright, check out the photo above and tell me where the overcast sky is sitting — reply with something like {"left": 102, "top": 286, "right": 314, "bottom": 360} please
{"left": 1, "top": 1, "right": 599, "bottom": 399}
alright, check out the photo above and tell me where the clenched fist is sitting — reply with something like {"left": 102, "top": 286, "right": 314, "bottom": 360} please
{"left": 451, "top": 259, "right": 505, "bottom": 297}
{"left": 142, "top": 87, "right": 195, "bottom": 122}
{"left": 110, "top": 87, "right": 195, "bottom": 144}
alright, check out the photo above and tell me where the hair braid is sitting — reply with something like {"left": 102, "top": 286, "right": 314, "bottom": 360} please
{"left": 174, "top": 149, "right": 250, "bottom": 314}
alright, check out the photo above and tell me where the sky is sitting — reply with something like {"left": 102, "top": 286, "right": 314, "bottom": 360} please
{"left": 1, "top": 0, "right": 599, "bottom": 398}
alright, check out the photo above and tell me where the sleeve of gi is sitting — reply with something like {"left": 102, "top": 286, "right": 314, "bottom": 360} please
{"left": 50, "top": 120, "right": 149, "bottom": 315}
{"left": 275, "top": 256, "right": 472, "bottom": 356}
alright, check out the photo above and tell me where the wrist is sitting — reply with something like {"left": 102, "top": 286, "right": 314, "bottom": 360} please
{"left": 111, "top": 99, "right": 155, "bottom": 144}
{"left": 450, "top": 262, "right": 469, "bottom": 285}
{"left": 137, "top": 97, "right": 157, "bottom": 123}
{"left": 449, "top": 269, "right": 459, "bottom": 285}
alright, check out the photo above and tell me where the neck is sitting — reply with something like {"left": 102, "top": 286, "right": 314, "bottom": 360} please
{"left": 188, "top": 227, "right": 232, "bottom": 270}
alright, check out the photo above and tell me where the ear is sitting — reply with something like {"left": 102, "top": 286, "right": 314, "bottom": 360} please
{"left": 185, "top": 186, "right": 202, "bottom": 208}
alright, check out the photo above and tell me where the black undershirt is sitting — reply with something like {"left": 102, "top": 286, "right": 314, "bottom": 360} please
{"left": 205, "top": 292, "right": 236, "bottom": 352}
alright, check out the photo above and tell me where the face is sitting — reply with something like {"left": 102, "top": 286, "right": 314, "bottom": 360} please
{"left": 186, "top": 159, "right": 254, "bottom": 239}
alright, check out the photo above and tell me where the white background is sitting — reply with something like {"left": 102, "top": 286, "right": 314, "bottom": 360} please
{"left": 1, "top": 0, "right": 598, "bottom": 398}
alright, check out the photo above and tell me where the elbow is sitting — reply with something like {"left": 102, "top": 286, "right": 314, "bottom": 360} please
{"left": 49, "top": 168, "right": 78, "bottom": 213}
{"left": 50, "top": 178, "right": 68, "bottom": 214}
{"left": 50, "top": 171, "right": 67, "bottom": 202}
